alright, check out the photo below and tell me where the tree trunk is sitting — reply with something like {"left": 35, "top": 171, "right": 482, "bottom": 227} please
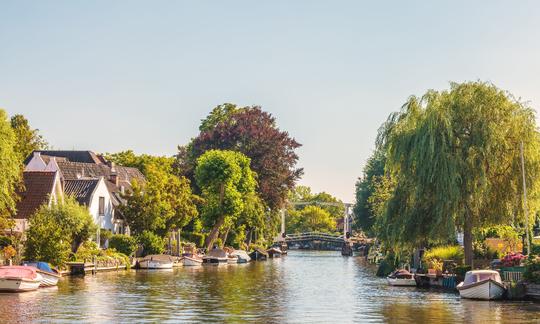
{"left": 463, "top": 214, "right": 474, "bottom": 268}
{"left": 219, "top": 226, "right": 231, "bottom": 247}
{"left": 246, "top": 228, "right": 252, "bottom": 247}
{"left": 205, "top": 215, "right": 226, "bottom": 251}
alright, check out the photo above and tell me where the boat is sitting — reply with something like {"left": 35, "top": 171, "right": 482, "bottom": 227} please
{"left": 203, "top": 248, "right": 228, "bottom": 265}
{"left": 181, "top": 245, "right": 204, "bottom": 266}
{"left": 249, "top": 248, "right": 269, "bottom": 261}
{"left": 228, "top": 250, "right": 251, "bottom": 264}
{"left": 0, "top": 266, "right": 43, "bottom": 292}
{"left": 457, "top": 270, "right": 506, "bottom": 300}
{"left": 138, "top": 255, "right": 174, "bottom": 269}
{"left": 22, "top": 261, "right": 61, "bottom": 287}
{"left": 267, "top": 247, "right": 282, "bottom": 258}
{"left": 386, "top": 269, "right": 417, "bottom": 287}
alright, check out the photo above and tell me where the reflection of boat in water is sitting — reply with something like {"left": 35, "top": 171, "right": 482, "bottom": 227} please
{"left": 0, "top": 266, "right": 43, "bottom": 292}
{"left": 139, "top": 255, "right": 174, "bottom": 269}
{"left": 203, "top": 248, "right": 228, "bottom": 265}
{"left": 22, "top": 261, "right": 61, "bottom": 287}
{"left": 386, "top": 269, "right": 416, "bottom": 286}
{"left": 228, "top": 250, "right": 251, "bottom": 264}
{"left": 457, "top": 270, "right": 506, "bottom": 300}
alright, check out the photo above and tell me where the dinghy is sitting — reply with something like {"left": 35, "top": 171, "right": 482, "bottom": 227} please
{"left": 0, "top": 266, "right": 43, "bottom": 292}
{"left": 203, "top": 248, "right": 228, "bottom": 265}
{"left": 22, "top": 261, "right": 61, "bottom": 287}
{"left": 138, "top": 255, "right": 174, "bottom": 269}
{"left": 387, "top": 269, "right": 417, "bottom": 287}
{"left": 182, "top": 245, "right": 204, "bottom": 266}
{"left": 457, "top": 270, "right": 506, "bottom": 300}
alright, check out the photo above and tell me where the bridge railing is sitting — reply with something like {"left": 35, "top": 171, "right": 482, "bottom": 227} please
{"left": 285, "top": 232, "right": 344, "bottom": 242}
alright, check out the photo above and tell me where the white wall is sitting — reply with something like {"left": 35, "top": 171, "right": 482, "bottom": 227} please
{"left": 88, "top": 177, "right": 114, "bottom": 232}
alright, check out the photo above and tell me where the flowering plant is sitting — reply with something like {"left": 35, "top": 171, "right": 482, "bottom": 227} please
{"left": 502, "top": 252, "right": 525, "bottom": 267}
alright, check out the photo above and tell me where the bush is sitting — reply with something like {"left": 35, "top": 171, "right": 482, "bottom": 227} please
{"left": 423, "top": 245, "right": 464, "bottom": 264}
{"left": 109, "top": 234, "right": 138, "bottom": 256}
{"left": 524, "top": 257, "right": 540, "bottom": 284}
{"left": 137, "top": 231, "right": 165, "bottom": 256}
{"left": 72, "top": 241, "right": 100, "bottom": 262}
{"left": 0, "top": 236, "right": 13, "bottom": 248}
{"left": 100, "top": 229, "right": 113, "bottom": 246}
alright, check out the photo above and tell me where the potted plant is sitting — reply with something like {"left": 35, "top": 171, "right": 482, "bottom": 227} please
{"left": 427, "top": 259, "right": 443, "bottom": 276}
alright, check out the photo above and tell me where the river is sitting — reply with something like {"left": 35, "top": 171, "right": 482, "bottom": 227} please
{"left": 1, "top": 251, "right": 540, "bottom": 323}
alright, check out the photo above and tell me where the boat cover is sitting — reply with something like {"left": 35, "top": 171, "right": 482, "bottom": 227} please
{"left": 0, "top": 266, "right": 39, "bottom": 280}
{"left": 206, "top": 248, "right": 228, "bottom": 258}
{"left": 141, "top": 255, "right": 174, "bottom": 262}
{"left": 23, "top": 261, "right": 53, "bottom": 273}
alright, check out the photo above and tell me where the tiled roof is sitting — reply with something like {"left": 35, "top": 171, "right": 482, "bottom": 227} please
{"left": 64, "top": 179, "right": 100, "bottom": 206}
{"left": 24, "top": 150, "right": 104, "bottom": 165}
{"left": 56, "top": 161, "right": 145, "bottom": 190}
{"left": 14, "top": 171, "right": 56, "bottom": 219}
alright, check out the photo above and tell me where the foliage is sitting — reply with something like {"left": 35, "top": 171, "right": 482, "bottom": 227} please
{"left": 376, "top": 252, "right": 398, "bottom": 277}
{"left": 10, "top": 114, "right": 48, "bottom": 162}
{"left": 423, "top": 245, "right": 464, "bottom": 264}
{"left": 473, "top": 241, "right": 500, "bottom": 260}
{"left": 178, "top": 104, "right": 302, "bottom": 211}
{"left": 287, "top": 206, "right": 337, "bottom": 234}
{"left": 195, "top": 149, "right": 259, "bottom": 250}
{"left": 183, "top": 232, "right": 206, "bottom": 247}
{"left": 0, "top": 109, "right": 21, "bottom": 229}
{"left": 524, "top": 256, "right": 540, "bottom": 284}
{"left": 501, "top": 252, "right": 526, "bottom": 267}
{"left": 0, "top": 236, "right": 13, "bottom": 248}
{"left": 353, "top": 150, "right": 385, "bottom": 234}
{"left": 115, "top": 152, "right": 200, "bottom": 237}
{"left": 137, "top": 231, "right": 165, "bottom": 256}
{"left": 109, "top": 234, "right": 138, "bottom": 256}
{"left": 374, "top": 81, "right": 540, "bottom": 266}
{"left": 428, "top": 259, "right": 444, "bottom": 272}
{"left": 100, "top": 229, "right": 113, "bottom": 246}
{"left": 3, "top": 245, "right": 16, "bottom": 260}
{"left": 24, "top": 196, "right": 97, "bottom": 266}
{"left": 73, "top": 241, "right": 130, "bottom": 269}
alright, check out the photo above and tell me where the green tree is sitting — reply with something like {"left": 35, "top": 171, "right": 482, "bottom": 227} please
{"left": 24, "top": 196, "right": 97, "bottom": 266}
{"left": 353, "top": 150, "right": 386, "bottom": 235}
{"left": 109, "top": 234, "right": 138, "bottom": 256}
{"left": 288, "top": 206, "right": 337, "bottom": 233}
{"left": 195, "top": 150, "right": 258, "bottom": 250}
{"left": 0, "top": 109, "right": 21, "bottom": 230}
{"left": 137, "top": 231, "right": 165, "bottom": 256}
{"left": 10, "top": 114, "right": 48, "bottom": 161}
{"left": 376, "top": 81, "right": 540, "bottom": 266}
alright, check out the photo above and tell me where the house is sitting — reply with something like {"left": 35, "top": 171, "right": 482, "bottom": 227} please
{"left": 23, "top": 150, "right": 145, "bottom": 238}
{"left": 12, "top": 171, "right": 63, "bottom": 234}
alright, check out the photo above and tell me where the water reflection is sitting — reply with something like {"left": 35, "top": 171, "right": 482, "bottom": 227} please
{"left": 0, "top": 251, "right": 540, "bottom": 323}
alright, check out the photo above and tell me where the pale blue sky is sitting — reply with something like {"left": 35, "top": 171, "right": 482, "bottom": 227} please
{"left": 1, "top": 1, "right": 540, "bottom": 202}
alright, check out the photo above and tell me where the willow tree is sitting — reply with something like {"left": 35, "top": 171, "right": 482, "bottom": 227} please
{"left": 0, "top": 109, "right": 21, "bottom": 229}
{"left": 195, "top": 150, "right": 258, "bottom": 250}
{"left": 377, "top": 81, "right": 540, "bottom": 266}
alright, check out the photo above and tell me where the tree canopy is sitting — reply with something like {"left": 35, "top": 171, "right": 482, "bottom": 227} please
{"left": 0, "top": 109, "right": 21, "bottom": 229}
{"left": 374, "top": 81, "right": 540, "bottom": 265}
{"left": 10, "top": 114, "right": 48, "bottom": 162}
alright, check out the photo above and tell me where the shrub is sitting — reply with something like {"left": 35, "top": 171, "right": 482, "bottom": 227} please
{"left": 109, "top": 234, "right": 138, "bottom": 256}
{"left": 137, "top": 231, "right": 165, "bottom": 256}
{"left": 423, "top": 245, "right": 464, "bottom": 264}
{"left": 524, "top": 257, "right": 540, "bottom": 284}
{"left": 100, "top": 229, "right": 113, "bottom": 246}
{"left": 72, "top": 241, "right": 100, "bottom": 262}
{"left": 501, "top": 252, "right": 526, "bottom": 267}
{"left": 0, "top": 236, "right": 13, "bottom": 248}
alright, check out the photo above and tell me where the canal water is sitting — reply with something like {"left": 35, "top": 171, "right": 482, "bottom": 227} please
{"left": 1, "top": 251, "right": 540, "bottom": 323}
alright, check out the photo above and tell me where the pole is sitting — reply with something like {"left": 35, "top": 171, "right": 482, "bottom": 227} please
{"left": 520, "top": 141, "right": 531, "bottom": 255}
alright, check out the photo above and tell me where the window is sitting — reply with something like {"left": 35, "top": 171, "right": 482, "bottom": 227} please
{"left": 99, "top": 197, "right": 105, "bottom": 215}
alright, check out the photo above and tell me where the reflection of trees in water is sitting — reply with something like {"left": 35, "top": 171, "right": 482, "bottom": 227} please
{"left": 379, "top": 301, "right": 457, "bottom": 324}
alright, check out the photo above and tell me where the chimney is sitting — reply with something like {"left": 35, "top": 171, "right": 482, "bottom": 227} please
{"left": 110, "top": 162, "right": 119, "bottom": 186}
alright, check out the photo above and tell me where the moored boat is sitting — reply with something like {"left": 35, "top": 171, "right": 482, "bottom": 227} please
{"left": 267, "top": 247, "right": 283, "bottom": 258}
{"left": 228, "top": 250, "right": 251, "bottom": 264}
{"left": 138, "top": 255, "right": 174, "bottom": 269}
{"left": 457, "top": 270, "right": 506, "bottom": 300}
{"left": 386, "top": 269, "right": 416, "bottom": 287}
{"left": 0, "top": 266, "right": 43, "bottom": 292}
{"left": 203, "top": 248, "right": 228, "bottom": 265}
{"left": 249, "top": 248, "right": 269, "bottom": 261}
{"left": 182, "top": 245, "right": 204, "bottom": 266}
{"left": 22, "top": 261, "right": 61, "bottom": 287}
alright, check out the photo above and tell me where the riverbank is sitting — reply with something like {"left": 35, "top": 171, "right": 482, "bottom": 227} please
{"left": 1, "top": 251, "right": 540, "bottom": 323}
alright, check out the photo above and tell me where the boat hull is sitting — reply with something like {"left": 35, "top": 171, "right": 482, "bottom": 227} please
{"left": 387, "top": 277, "right": 417, "bottom": 287}
{"left": 37, "top": 270, "right": 60, "bottom": 287}
{"left": 457, "top": 279, "right": 506, "bottom": 300}
{"left": 202, "top": 257, "right": 228, "bottom": 265}
{"left": 183, "top": 257, "right": 203, "bottom": 266}
{"left": 0, "top": 274, "right": 43, "bottom": 292}
{"left": 139, "top": 260, "right": 174, "bottom": 269}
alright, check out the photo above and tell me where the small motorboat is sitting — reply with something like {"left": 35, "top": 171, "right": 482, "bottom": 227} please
{"left": 249, "top": 248, "right": 269, "bottom": 261}
{"left": 457, "top": 270, "right": 506, "bottom": 300}
{"left": 138, "top": 255, "right": 174, "bottom": 269}
{"left": 267, "top": 247, "right": 283, "bottom": 258}
{"left": 0, "top": 266, "right": 43, "bottom": 292}
{"left": 182, "top": 245, "right": 204, "bottom": 266}
{"left": 22, "top": 261, "right": 61, "bottom": 287}
{"left": 228, "top": 250, "right": 251, "bottom": 264}
{"left": 203, "top": 248, "right": 228, "bottom": 265}
{"left": 387, "top": 269, "right": 417, "bottom": 287}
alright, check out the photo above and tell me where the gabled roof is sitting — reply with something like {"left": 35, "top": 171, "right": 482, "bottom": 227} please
{"left": 56, "top": 161, "right": 145, "bottom": 190}
{"left": 64, "top": 178, "right": 100, "bottom": 206}
{"left": 15, "top": 171, "right": 57, "bottom": 219}
{"left": 24, "top": 150, "right": 104, "bottom": 165}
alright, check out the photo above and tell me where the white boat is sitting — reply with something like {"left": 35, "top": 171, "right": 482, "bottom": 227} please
{"left": 387, "top": 269, "right": 417, "bottom": 287}
{"left": 0, "top": 266, "right": 43, "bottom": 292}
{"left": 203, "top": 248, "right": 228, "bottom": 265}
{"left": 23, "top": 262, "right": 61, "bottom": 287}
{"left": 457, "top": 270, "right": 506, "bottom": 300}
{"left": 183, "top": 255, "right": 203, "bottom": 266}
{"left": 229, "top": 250, "right": 251, "bottom": 264}
{"left": 139, "top": 255, "right": 174, "bottom": 269}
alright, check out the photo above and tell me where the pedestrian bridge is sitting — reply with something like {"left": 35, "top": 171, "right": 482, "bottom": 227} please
{"left": 285, "top": 232, "right": 345, "bottom": 244}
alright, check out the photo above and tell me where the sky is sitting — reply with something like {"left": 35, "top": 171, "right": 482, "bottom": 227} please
{"left": 1, "top": 1, "right": 540, "bottom": 202}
